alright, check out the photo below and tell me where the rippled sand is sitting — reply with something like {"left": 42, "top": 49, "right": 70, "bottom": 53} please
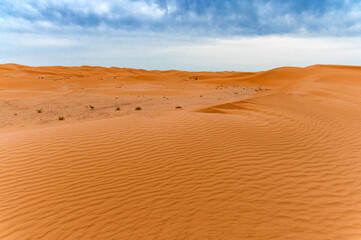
{"left": 1, "top": 64, "right": 361, "bottom": 239}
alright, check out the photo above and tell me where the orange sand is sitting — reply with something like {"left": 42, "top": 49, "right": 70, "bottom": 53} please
{"left": 1, "top": 64, "right": 361, "bottom": 239}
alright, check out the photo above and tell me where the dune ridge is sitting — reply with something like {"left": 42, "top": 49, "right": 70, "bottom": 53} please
{"left": 1, "top": 64, "right": 361, "bottom": 239}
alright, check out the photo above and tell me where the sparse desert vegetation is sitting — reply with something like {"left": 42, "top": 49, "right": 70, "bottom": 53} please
{"left": 0, "top": 66, "right": 255, "bottom": 130}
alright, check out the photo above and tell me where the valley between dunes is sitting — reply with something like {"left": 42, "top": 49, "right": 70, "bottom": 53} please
{"left": 1, "top": 64, "right": 361, "bottom": 239}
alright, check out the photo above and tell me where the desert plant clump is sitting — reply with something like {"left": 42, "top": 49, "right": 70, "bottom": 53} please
{"left": 175, "top": 106, "right": 182, "bottom": 109}
{"left": 116, "top": 107, "right": 120, "bottom": 111}
{"left": 58, "top": 116, "right": 65, "bottom": 121}
{"left": 36, "top": 109, "right": 42, "bottom": 113}
{"left": 89, "top": 105, "right": 95, "bottom": 110}
{"left": 135, "top": 106, "right": 142, "bottom": 111}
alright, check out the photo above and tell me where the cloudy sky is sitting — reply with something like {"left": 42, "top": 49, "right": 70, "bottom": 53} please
{"left": 1, "top": 0, "right": 361, "bottom": 71}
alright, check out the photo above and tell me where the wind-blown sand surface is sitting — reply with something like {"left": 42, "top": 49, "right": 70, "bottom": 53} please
{"left": 1, "top": 64, "right": 361, "bottom": 239}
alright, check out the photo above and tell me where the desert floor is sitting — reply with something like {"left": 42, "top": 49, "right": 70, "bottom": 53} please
{"left": 1, "top": 64, "right": 361, "bottom": 239}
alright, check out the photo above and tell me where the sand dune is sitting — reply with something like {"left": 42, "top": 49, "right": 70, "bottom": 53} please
{"left": 1, "top": 64, "right": 361, "bottom": 239}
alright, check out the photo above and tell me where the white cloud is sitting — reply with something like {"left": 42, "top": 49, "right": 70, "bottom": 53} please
{"left": 94, "top": 2, "right": 110, "bottom": 15}
{"left": 157, "top": 36, "right": 361, "bottom": 70}
{"left": 39, "top": 0, "right": 167, "bottom": 18}
{"left": 2, "top": 33, "right": 361, "bottom": 71}
{"left": 2, "top": 0, "right": 361, "bottom": 36}
{"left": 135, "top": 1, "right": 166, "bottom": 19}
{"left": 2, "top": 33, "right": 78, "bottom": 47}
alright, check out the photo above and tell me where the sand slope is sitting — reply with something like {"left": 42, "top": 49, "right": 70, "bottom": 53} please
{"left": 1, "top": 64, "right": 361, "bottom": 239}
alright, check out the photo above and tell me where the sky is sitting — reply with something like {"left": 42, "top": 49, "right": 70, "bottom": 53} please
{"left": 0, "top": 0, "right": 361, "bottom": 71}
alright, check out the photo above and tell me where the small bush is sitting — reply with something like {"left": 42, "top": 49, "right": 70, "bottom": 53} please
{"left": 135, "top": 106, "right": 142, "bottom": 111}
{"left": 116, "top": 107, "right": 120, "bottom": 111}
{"left": 89, "top": 105, "right": 95, "bottom": 110}
{"left": 58, "top": 116, "right": 65, "bottom": 121}
{"left": 175, "top": 106, "right": 182, "bottom": 109}
{"left": 36, "top": 109, "right": 42, "bottom": 113}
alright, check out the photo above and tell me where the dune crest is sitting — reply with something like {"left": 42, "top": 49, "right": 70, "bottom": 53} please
{"left": 1, "top": 64, "right": 361, "bottom": 239}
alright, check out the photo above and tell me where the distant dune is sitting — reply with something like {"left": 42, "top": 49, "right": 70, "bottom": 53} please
{"left": 1, "top": 64, "right": 361, "bottom": 239}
